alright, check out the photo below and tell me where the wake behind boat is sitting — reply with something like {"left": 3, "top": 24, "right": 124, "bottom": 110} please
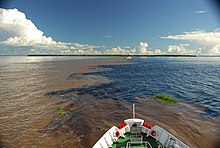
{"left": 93, "top": 104, "right": 189, "bottom": 148}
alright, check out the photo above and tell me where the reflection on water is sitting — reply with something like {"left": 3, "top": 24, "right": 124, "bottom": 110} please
{"left": 1, "top": 56, "right": 220, "bottom": 147}
{"left": 0, "top": 56, "right": 119, "bottom": 147}
{"left": 55, "top": 57, "right": 220, "bottom": 117}
{"left": 0, "top": 59, "right": 56, "bottom": 146}
{"left": 0, "top": 56, "right": 98, "bottom": 65}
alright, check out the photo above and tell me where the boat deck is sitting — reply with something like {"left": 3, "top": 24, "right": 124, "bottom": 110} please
{"left": 112, "top": 132, "right": 160, "bottom": 148}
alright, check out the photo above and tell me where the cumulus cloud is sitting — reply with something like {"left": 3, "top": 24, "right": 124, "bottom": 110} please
{"left": 212, "top": 44, "right": 220, "bottom": 54}
{"left": 161, "top": 29, "right": 220, "bottom": 54}
{"left": 168, "top": 44, "right": 190, "bottom": 54}
{"left": 3, "top": 8, "right": 207, "bottom": 55}
{"left": 139, "top": 42, "right": 149, "bottom": 54}
{"left": 137, "top": 42, "right": 162, "bottom": 55}
{"left": 103, "top": 46, "right": 129, "bottom": 55}
{"left": 130, "top": 48, "right": 137, "bottom": 53}
{"left": 0, "top": 8, "right": 97, "bottom": 53}
{"left": 0, "top": 8, "right": 56, "bottom": 46}
{"left": 100, "top": 43, "right": 163, "bottom": 55}
{"left": 167, "top": 44, "right": 201, "bottom": 54}
{"left": 154, "top": 49, "right": 162, "bottom": 54}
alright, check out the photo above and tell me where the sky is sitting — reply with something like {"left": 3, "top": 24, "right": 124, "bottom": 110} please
{"left": 0, "top": 0, "right": 220, "bottom": 55}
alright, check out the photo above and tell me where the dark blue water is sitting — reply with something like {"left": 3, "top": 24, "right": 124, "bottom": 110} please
{"left": 49, "top": 57, "right": 220, "bottom": 117}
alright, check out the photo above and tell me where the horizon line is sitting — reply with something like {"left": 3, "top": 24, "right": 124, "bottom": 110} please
{"left": 1, "top": 54, "right": 220, "bottom": 57}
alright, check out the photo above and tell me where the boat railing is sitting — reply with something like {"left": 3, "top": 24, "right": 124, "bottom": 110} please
{"left": 130, "top": 126, "right": 143, "bottom": 143}
{"left": 130, "top": 135, "right": 143, "bottom": 143}
{"left": 126, "top": 141, "right": 153, "bottom": 148}
{"left": 169, "top": 137, "right": 183, "bottom": 148}
{"left": 130, "top": 127, "right": 142, "bottom": 134}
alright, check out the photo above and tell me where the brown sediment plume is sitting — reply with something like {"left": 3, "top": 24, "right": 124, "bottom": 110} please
{"left": 0, "top": 58, "right": 128, "bottom": 147}
{"left": 1, "top": 58, "right": 219, "bottom": 148}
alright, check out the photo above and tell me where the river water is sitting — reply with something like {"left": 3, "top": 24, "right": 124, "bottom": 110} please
{"left": 72, "top": 57, "right": 220, "bottom": 118}
{"left": 0, "top": 56, "right": 220, "bottom": 147}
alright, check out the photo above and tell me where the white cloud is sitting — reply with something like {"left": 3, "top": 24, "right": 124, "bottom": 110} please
{"left": 137, "top": 42, "right": 162, "bottom": 55}
{"left": 167, "top": 44, "right": 201, "bottom": 54}
{"left": 195, "top": 10, "right": 205, "bottom": 14}
{"left": 168, "top": 44, "right": 187, "bottom": 54}
{"left": 3, "top": 9, "right": 211, "bottom": 55}
{"left": 139, "top": 42, "right": 149, "bottom": 54}
{"left": 0, "top": 8, "right": 56, "bottom": 46}
{"left": 103, "top": 46, "right": 128, "bottom": 55}
{"left": 103, "top": 34, "right": 113, "bottom": 38}
{"left": 161, "top": 30, "right": 220, "bottom": 44}
{"left": 154, "top": 49, "right": 162, "bottom": 54}
{"left": 101, "top": 43, "right": 163, "bottom": 55}
{"left": 130, "top": 48, "right": 137, "bottom": 53}
{"left": 0, "top": 8, "right": 97, "bottom": 53}
{"left": 161, "top": 29, "right": 220, "bottom": 54}
{"left": 212, "top": 44, "right": 220, "bottom": 54}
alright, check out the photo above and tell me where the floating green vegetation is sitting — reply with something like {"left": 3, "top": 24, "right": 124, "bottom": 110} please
{"left": 154, "top": 94, "right": 180, "bottom": 104}
{"left": 97, "top": 126, "right": 106, "bottom": 131}
{"left": 55, "top": 106, "right": 66, "bottom": 115}
{"left": 103, "top": 120, "right": 111, "bottom": 127}
{"left": 96, "top": 120, "right": 112, "bottom": 131}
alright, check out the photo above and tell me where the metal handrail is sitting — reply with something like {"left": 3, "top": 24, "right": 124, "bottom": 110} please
{"left": 126, "top": 141, "right": 153, "bottom": 148}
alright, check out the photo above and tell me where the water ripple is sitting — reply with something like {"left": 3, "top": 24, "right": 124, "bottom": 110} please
{"left": 48, "top": 57, "right": 220, "bottom": 117}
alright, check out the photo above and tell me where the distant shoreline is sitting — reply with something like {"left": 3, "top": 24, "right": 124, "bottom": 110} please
{"left": 28, "top": 54, "right": 198, "bottom": 57}
{"left": 27, "top": 54, "right": 220, "bottom": 57}
{"left": 1, "top": 54, "right": 220, "bottom": 57}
